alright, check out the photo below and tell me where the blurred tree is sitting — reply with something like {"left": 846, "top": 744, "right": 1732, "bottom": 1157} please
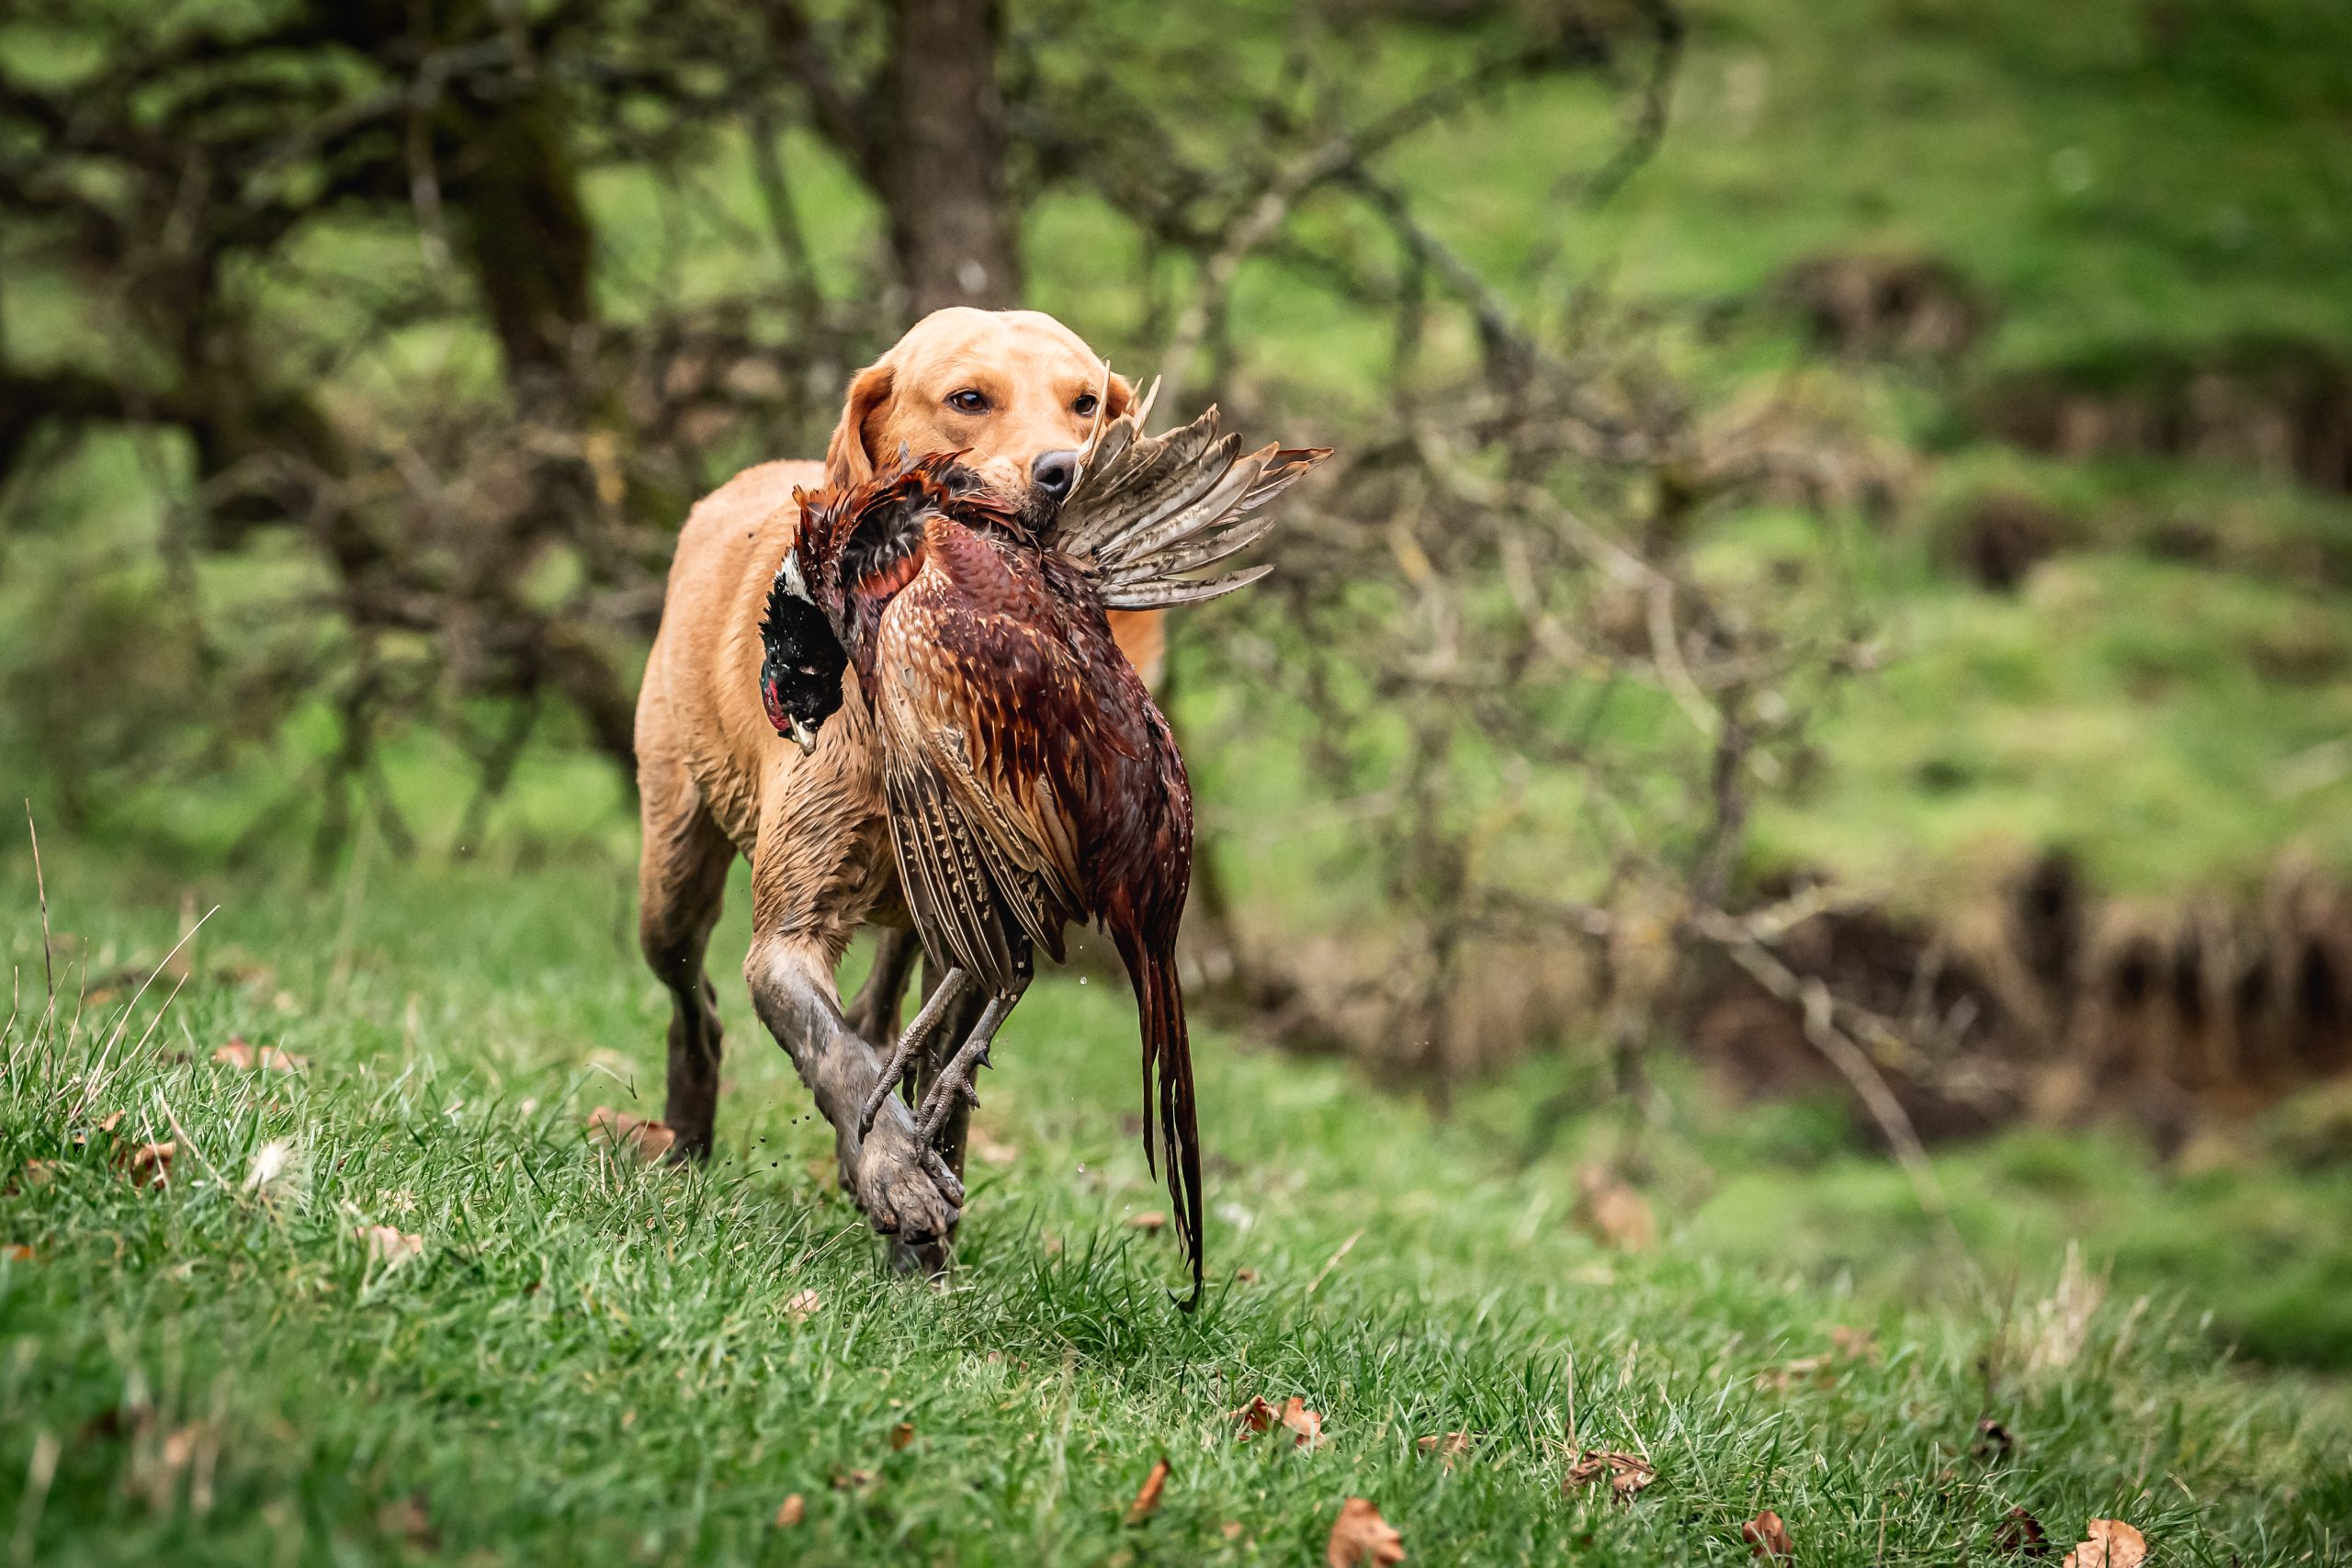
{"left": 766, "top": 0, "right": 1023, "bottom": 312}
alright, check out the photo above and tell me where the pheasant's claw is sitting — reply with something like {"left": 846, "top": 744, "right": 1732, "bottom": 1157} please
{"left": 914, "top": 991, "right": 1014, "bottom": 1145}
{"left": 913, "top": 1072, "right": 968, "bottom": 1145}
{"left": 858, "top": 965, "right": 971, "bottom": 1137}
{"left": 857, "top": 1037, "right": 921, "bottom": 1138}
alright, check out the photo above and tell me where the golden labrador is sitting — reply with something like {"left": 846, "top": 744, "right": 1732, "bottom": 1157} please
{"left": 633, "top": 308, "right": 1149, "bottom": 1247}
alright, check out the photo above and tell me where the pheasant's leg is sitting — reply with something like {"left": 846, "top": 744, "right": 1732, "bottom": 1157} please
{"left": 858, "top": 965, "right": 969, "bottom": 1136}
{"left": 914, "top": 991, "right": 1020, "bottom": 1144}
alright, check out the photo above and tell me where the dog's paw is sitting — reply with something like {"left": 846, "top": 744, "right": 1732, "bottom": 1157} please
{"left": 853, "top": 1112, "right": 962, "bottom": 1245}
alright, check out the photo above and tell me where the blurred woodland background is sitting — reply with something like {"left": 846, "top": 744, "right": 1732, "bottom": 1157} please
{"left": 6, "top": 0, "right": 2352, "bottom": 1356}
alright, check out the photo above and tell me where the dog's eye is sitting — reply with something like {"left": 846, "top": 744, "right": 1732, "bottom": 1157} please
{"left": 1072, "top": 393, "right": 1099, "bottom": 417}
{"left": 946, "top": 389, "right": 989, "bottom": 414}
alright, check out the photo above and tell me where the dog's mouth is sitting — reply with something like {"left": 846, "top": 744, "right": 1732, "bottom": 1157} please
{"left": 1013, "top": 479, "right": 1069, "bottom": 538}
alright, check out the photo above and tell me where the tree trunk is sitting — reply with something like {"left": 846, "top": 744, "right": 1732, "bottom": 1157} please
{"left": 452, "top": 97, "right": 596, "bottom": 384}
{"left": 878, "top": 0, "right": 1022, "bottom": 313}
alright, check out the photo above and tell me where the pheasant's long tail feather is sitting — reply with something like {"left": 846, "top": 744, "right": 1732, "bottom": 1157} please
{"left": 1131, "top": 947, "right": 1204, "bottom": 1312}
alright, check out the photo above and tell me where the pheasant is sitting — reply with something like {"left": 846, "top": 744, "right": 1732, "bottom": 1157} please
{"left": 760, "top": 392, "right": 1326, "bottom": 1305}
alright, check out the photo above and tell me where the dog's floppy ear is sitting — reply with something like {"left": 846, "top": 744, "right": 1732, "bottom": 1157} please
{"left": 1102, "top": 369, "right": 1138, "bottom": 422}
{"left": 824, "top": 361, "right": 895, "bottom": 485}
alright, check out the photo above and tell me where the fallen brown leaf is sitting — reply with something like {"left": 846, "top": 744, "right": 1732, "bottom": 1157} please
{"left": 126, "top": 1141, "right": 175, "bottom": 1189}
{"left": 2061, "top": 1519, "right": 2146, "bottom": 1568}
{"left": 212, "top": 1038, "right": 306, "bottom": 1072}
{"left": 831, "top": 1468, "right": 876, "bottom": 1492}
{"left": 1997, "top": 1506, "right": 2051, "bottom": 1558}
{"left": 1326, "top": 1496, "right": 1405, "bottom": 1567}
{"left": 96, "top": 1111, "right": 125, "bottom": 1134}
{"left": 1234, "top": 1267, "right": 1260, "bottom": 1283}
{"left": 1744, "top": 1509, "right": 1792, "bottom": 1562}
{"left": 1575, "top": 1166, "right": 1654, "bottom": 1250}
{"left": 888, "top": 1421, "right": 916, "bottom": 1451}
{"left": 1227, "top": 1394, "right": 1325, "bottom": 1450}
{"left": 1124, "top": 1456, "right": 1170, "bottom": 1525}
{"left": 587, "top": 1106, "right": 676, "bottom": 1161}
{"left": 1828, "top": 1325, "right": 1879, "bottom": 1361}
{"left": 1415, "top": 1431, "right": 1476, "bottom": 1466}
{"left": 356, "top": 1224, "right": 424, "bottom": 1266}
{"left": 1562, "top": 1449, "right": 1656, "bottom": 1500}
{"left": 1127, "top": 1210, "right": 1167, "bottom": 1233}
{"left": 783, "top": 1288, "right": 821, "bottom": 1322}
{"left": 774, "top": 1494, "right": 805, "bottom": 1528}
{"left": 4, "top": 1245, "right": 34, "bottom": 1263}
{"left": 1973, "top": 1417, "right": 2015, "bottom": 1460}
{"left": 13, "top": 1160, "right": 55, "bottom": 1191}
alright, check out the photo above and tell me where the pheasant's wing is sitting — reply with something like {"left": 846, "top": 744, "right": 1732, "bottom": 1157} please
{"left": 874, "top": 592, "right": 1087, "bottom": 993}
{"left": 1049, "top": 395, "right": 1329, "bottom": 611}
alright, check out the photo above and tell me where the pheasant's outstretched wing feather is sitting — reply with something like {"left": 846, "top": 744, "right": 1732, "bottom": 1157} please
{"left": 1048, "top": 399, "right": 1329, "bottom": 611}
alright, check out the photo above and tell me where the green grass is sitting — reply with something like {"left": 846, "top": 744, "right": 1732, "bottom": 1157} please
{"left": 4, "top": 844, "right": 2348, "bottom": 1564}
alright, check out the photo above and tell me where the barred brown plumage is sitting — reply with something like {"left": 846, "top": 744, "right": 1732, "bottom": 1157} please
{"left": 762, "top": 402, "right": 1329, "bottom": 1307}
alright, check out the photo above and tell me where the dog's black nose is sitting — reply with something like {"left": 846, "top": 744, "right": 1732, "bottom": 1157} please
{"left": 1031, "top": 449, "right": 1080, "bottom": 502}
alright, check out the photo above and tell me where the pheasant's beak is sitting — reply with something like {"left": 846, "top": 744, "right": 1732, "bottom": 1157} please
{"left": 789, "top": 717, "right": 820, "bottom": 756}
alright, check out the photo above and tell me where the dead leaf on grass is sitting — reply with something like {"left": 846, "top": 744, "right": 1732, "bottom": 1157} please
{"left": 1575, "top": 1167, "right": 1654, "bottom": 1250}
{"left": 888, "top": 1421, "right": 916, "bottom": 1451}
{"left": 1973, "top": 1417, "right": 2015, "bottom": 1460}
{"left": 2061, "top": 1518, "right": 2146, "bottom": 1568}
{"left": 213, "top": 1037, "right": 306, "bottom": 1072}
{"left": 586, "top": 1106, "right": 676, "bottom": 1161}
{"left": 1234, "top": 1267, "right": 1260, "bottom": 1283}
{"left": 1325, "top": 1496, "right": 1405, "bottom": 1567}
{"left": 4, "top": 1244, "right": 33, "bottom": 1263}
{"left": 125, "top": 1141, "right": 175, "bottom": 1189}
{"left": 1124, "top": 1456, "right": 1170, "bottom": 1525}
{"left": 783, "top": 1288, "right": 821, "bottom": 1322}
{"left": 1127, "top": 1210, "right": 1166, "bottom": 1233}
{"left": 1744, "top": 1509, "right": 1793, "bottom": 1562}
{"left": 356, "top": 1224, "right": 424, "bottom": 1266}
{"left": 1416, "top": 1431, "right": 1476, "bottom": 1466}
{"left": 831, "top": 1468, "right": 876, "bottom": 1492}
{"left": 13, "top": 1160, "right": 56, "bottom": 1191}
{"left": 1562, "top": 1449, "right": 1656, "bottom": 1500}
{"left": 774, "top": 1494, "right": 805, "bottom": 1528}
{"left": 1229, "top": 1394, "right": 1324, "bottom": 1450}
{"left": 1997, "top": 1506, "right": 2051, "bottom": 1558}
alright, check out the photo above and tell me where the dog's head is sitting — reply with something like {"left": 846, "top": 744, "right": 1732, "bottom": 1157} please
{"left": 824, "top": 308, "right": 1136, "bottom": 529}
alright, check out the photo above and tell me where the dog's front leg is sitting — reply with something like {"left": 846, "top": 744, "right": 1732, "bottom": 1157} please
{"left": 746, "top": 935, "right": 965, "bottom": 1242}
{"left": 743, "top": 696, "right": 962, "bottom": 1242}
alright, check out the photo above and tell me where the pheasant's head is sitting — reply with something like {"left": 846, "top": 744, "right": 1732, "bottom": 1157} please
{"left": 757, "top": 547, "right": 848, "bottom": 756}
